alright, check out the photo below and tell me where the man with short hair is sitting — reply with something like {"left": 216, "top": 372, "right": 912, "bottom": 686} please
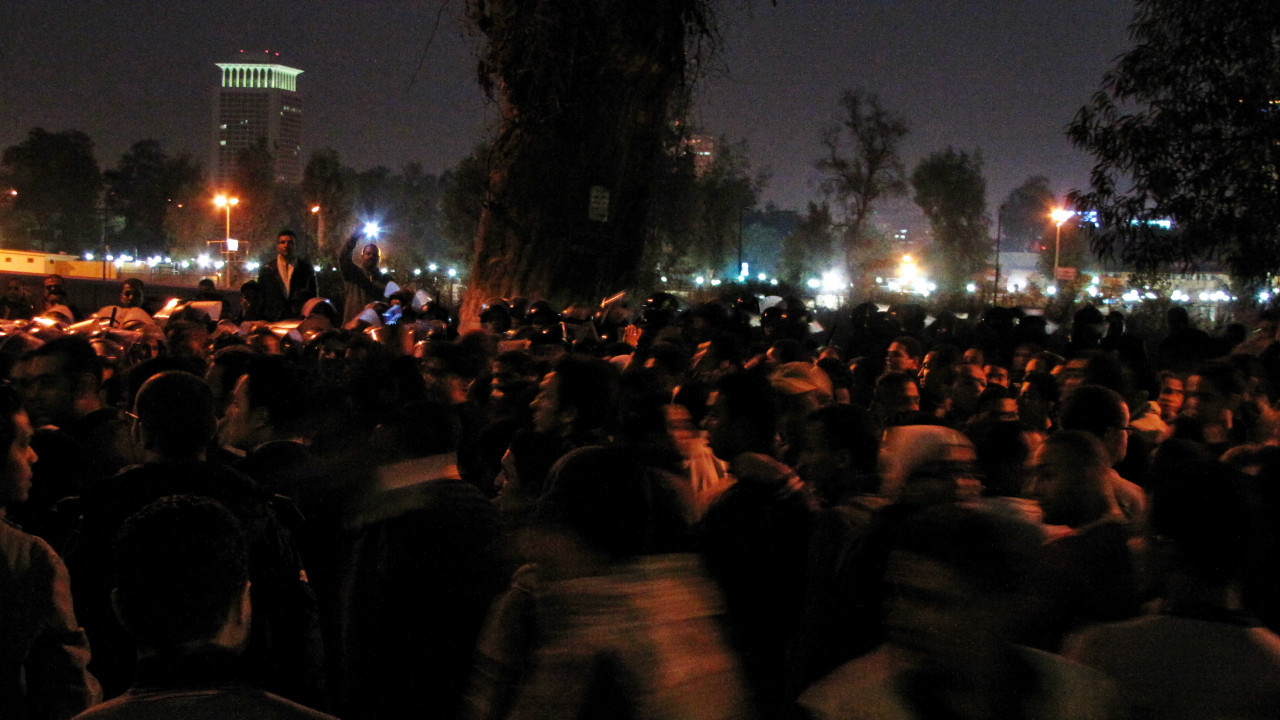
{"left": 73, "top": 495, "right": 336, "bottom": 720}
{"left": 0, "top": 277, "right": 34, "bottom": 320}
{"left": 884, "top": 336, "right": 922, "bottom": 376}
{"left": 1057, "top": 384, "right": 1147, "bottom": 524}
{"left": 66, "top": 371, "right": 324, "bottom": 706}
{"left": 0, "top": 385, "right": 100, "bottom": 719}
{"left": 9, "top": 337, "right": 137, "bottom": 540}
{"left": 339, "top": 232, "right": 389, "bottom": 324}
{"left": 873, "top": 371, "right": 922, "bottom": 430}
{"left": 258, "top": 229, "right": 318, "bottom": 321}
{"left": 1179, "top": 359, "right": 1247, "bottom": 453}
{"left": 937, "top": 362, "right": 987, "bottom": 427}
{"left": 342, "top": 401, "right": 507, "bottom": 719}
{"left": 42, "top": 274, "right": 83, "bottom": 321}
{"left": 219, "top": 354, "right": 314, "bottom": 498}
{"left": 700, "top": 370, "right": 819, "bottom": 717}
{"left": 495, "top": 355, "right": 618, "bottom": 519}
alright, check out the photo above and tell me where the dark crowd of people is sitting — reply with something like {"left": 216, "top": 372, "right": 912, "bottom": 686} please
{"left": 3, "top": 240, "right": 1280, "bottom": 719}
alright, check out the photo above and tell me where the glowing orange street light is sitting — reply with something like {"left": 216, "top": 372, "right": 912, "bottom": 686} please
{"left": 214, "top": 195, "right": 239, "bottom": 287}
{"left": 1050, "top": 207, "right": 1074, "bottom": 281}
{"left": 213, "top": 193, "right": 239, "bottom": 240}
{"left": 310, "top": 205, "right": 323, "bottom": 251}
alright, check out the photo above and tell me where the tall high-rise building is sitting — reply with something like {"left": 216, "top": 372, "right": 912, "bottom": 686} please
{"left": 212, "top": 56, "right": 303, "bottom": 186}
{"left": 686, "top": 134, "right": 716, "bottom": 177}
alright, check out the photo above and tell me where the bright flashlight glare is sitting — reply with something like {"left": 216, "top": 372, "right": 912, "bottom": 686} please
{"left": 820, "top": 269, "right": 847, "bottom": 292}
{"left": 363, "top": 222, "right": 381, "bottom": 238}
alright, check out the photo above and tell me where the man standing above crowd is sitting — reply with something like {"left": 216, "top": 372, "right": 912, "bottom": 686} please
{"left": 259, "top": 229, "right": 318, "bottom": 321}
{"left": 339, "top": 232, "right": 389, "bottom": 324}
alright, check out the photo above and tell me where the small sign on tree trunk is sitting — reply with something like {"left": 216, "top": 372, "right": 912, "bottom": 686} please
{"left": 588, "top": 186, "right": 610, "bottom": 223}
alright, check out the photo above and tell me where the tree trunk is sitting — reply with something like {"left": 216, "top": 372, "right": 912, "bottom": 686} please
{"left": 460, "top": 0, "right": 707, "bottom": 329}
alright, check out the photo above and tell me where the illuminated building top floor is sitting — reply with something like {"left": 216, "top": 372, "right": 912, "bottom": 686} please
{"left": 215, "top": 62, "right": 302, "bottom": 92}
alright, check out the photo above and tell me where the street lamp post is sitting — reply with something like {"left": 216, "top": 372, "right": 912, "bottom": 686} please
{"left": 311, "top": 205, "right": 323, "bottom": 254}
{"left": 995, "top": 202, "right": 1006, "bottom": 307}
{"left": 1050, "top": 207, "right": 1074, "bottom": 284}
{"left": 214, "top": 195, "right": 239, "bottom": 288}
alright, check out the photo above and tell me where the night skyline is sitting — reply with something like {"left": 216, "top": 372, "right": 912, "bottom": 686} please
{"left": 3, "top": 1, "right": 1134, "bottom": 217}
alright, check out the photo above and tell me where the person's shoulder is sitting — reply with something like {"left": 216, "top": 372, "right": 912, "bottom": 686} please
{"left": 797, "top": 646, "right": 911, "bottom": 720}
{"left": 1020, "top": 646, "right": 1121, "bottom": 720}
{"left": 99, "top": 461, "right": 269, "bottom": 510}
{"left": 0, "top": 515, "right": 46, "bottom": 559}
{"left": 72, "top": 686, "right": 339, "bottom": 720}
{"left": 0, "top": 517, "right": 66, "bottom": 588}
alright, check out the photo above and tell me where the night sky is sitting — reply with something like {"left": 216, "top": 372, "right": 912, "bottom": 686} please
{"left": 3, "top": 0, "right": 1134, "bottom": 218}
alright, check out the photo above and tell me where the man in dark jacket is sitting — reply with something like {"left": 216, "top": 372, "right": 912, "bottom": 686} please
{"left": 338, "top": 232, "right": 388, "bottom": 325}
{"left": 73, "top": 495, "right": 336, "bottom": 720}
{"left": 65, "top": 371, "right": 325, "bottom": 707}
{"left": 258, "top": 230, "right": 318, "bottom": 321}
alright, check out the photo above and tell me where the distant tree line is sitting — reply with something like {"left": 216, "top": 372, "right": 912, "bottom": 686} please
{"left": 0, "top": 129, "right": 474, "bottom": 277}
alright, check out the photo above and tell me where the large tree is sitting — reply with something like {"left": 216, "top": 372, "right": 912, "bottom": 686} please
{"left": 440, "top": 142, "right": 492, "bottom": 269}
{"left": 816, "top": 89, "right": 909, "bottom": 286}
{"left": 0, "top": 128, "right": 102, "bottom": 252}
{"left": 1067, "top": 0, "right": 1280, "bottom": 282}
{"left": 103, "top": 140, "right": 204, "bottom": 256}
{"left": 301, "top": 147, "right": 356, "bottom": 260}
{"left": 999, "top": 176, "right": 1055, "bottom": 254}
{"left": 780, "top": 202, "right": 835, "bottom": 286}
{"left": 229, "top": 138, "right": 280, "bottom": 255}
{"left": 689, "top": 138, "right": 763, "bottom": 278}
{"left": 911, "top": 147, "right": 990, "bottom": 297}
{"left": 461, "top": 0, "right": 714, "bottom": 323}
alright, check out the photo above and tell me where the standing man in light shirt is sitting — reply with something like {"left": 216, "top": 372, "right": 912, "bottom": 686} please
{"left": 258, "top": 229, "right": 318, "bottom": 321}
